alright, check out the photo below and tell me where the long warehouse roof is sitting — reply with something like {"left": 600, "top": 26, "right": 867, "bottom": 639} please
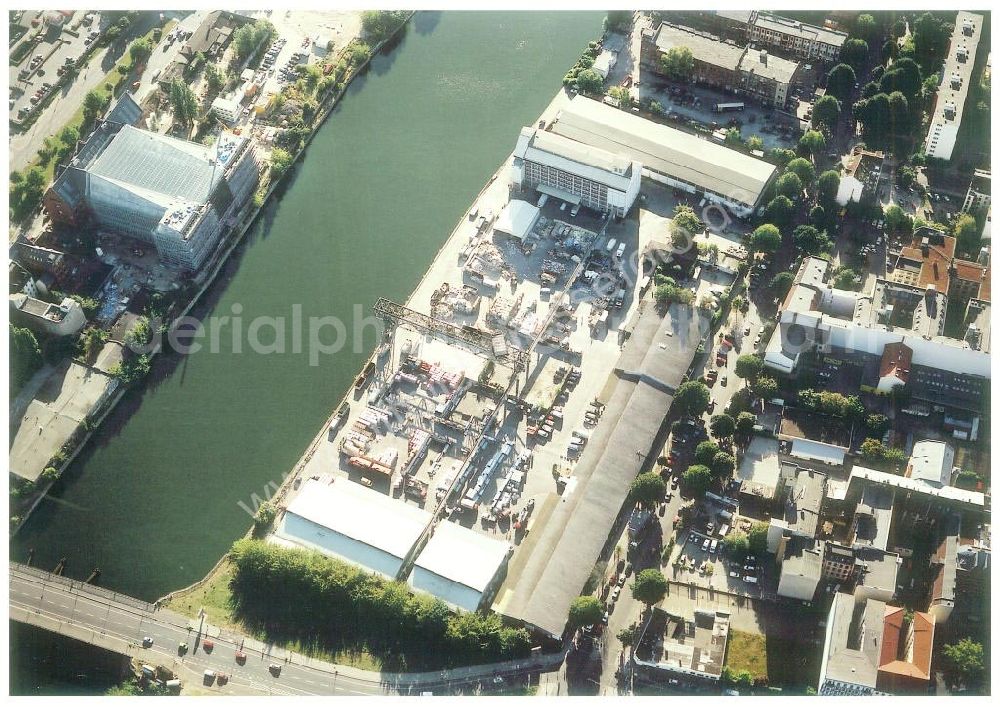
{"left": 552, "top": 96, "right": 776, "bottom": 207}
{"left": 499, "top": 304, "right": 707, "bottom": 637}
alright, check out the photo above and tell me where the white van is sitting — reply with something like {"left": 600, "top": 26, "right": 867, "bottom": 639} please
{"left": 605, "top": 238, "right": 617, "bottom": 253}
{"left": 743, "top": 575, "right": 758, "bottom": 584}
{"left": 615, "top": 242, "right": 626, "bottom": 259}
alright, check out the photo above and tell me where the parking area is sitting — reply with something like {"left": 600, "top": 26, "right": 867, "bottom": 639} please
{"left": 634, "top": 77, "right": 801, "bottom": 152}
{"left": 9, "top": 11, "right": 102, "bottom": 125}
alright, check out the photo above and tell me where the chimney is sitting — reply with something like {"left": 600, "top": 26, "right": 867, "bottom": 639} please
{"left": 760, "top": 49, "right": 768, "bottom": 64}
{"left": 920, "top": 237, "right": 930, "bottom": 256}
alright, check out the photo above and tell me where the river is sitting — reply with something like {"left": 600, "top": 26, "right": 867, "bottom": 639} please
{"left": 11, "top": 11, "right": 602, "bottom": 693}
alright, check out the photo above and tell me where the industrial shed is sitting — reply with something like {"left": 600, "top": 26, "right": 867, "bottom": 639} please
{"left": 274, "top": 478, "right": 431, "bottom": 579}
{"left": 494, "top": 199, "right": 540, "bottom": 242}
{"left": 409, "top": 520, "right": 513, "bottom": 612}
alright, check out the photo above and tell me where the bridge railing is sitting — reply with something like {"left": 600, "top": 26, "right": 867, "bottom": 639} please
{"left": 10, "top": 563, "right": 154, "bottom": 613}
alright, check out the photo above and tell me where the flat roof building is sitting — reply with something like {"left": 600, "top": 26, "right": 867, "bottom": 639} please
{"left": 409, "top": 520, "right": 512, "bottom": 612}
{"left": 924, "top": 12, "right": 984, "bottom": 161}
{"left": 551, "top": 96, "right": 776, "bottom": 217}
{"left": 763, "top": 255, "right": 990, "bottom": 412}
{"left": 511, "top": 126, "right": 641, "bottom": 218}
{"left": 9, "top": 294, "right": 86, "bottom": 337}
{"left": 749, "top": 12, "right": 848, "bottom": 63}
{"left": 818, "top": 593, "right": 889, "bottom": 695}
{"left": 275, "top": 478, "right": 431, "bottom": 579}
{"left": 45, "top": 122, "right": 259, "bottom": 273}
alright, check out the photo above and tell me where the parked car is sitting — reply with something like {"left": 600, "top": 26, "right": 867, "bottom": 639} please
{"left": 142, "top": 636, "right": 153, "bottom": 648}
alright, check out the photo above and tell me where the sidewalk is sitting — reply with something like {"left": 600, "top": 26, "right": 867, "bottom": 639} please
{"left": 189, "top": 616, "right": 565, "bottom": 688}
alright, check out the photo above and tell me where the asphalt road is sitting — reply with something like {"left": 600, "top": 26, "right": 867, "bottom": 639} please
{"left": 9, "top": 11, "right": 177, "bottom": 172}
{"left": 9, "top": 565, "right": 556, "bottom": 696}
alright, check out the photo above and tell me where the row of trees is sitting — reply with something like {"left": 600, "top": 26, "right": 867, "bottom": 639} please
{"left": 228, "top": 539, "right": 531, "bottom": 670}
{"left": 233, "top": 19, "right": 278, "bottom": 61}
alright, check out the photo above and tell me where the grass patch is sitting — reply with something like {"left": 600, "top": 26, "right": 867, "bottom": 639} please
{"left": 725, "top": 630, "right": 821, "bottom": 689}
{"left": 160, "top": 558, "right": 384, "bottom": 672}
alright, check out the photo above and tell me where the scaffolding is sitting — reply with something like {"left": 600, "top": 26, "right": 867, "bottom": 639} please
{"left": 374, "top": 297, "right": 530, "bottom": 371}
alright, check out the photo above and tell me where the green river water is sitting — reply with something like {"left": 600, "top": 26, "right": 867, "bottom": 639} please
{"left": 11, "top": 11, "right": 603, "bottom": 693}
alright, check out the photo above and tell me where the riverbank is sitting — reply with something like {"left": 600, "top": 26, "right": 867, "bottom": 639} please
{"left": 10, "top": 13, "right": 414, "bottom": 536}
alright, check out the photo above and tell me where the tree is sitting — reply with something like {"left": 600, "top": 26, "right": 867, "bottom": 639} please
{"left": 670, "top": 204, "right": 703, "bottom": 247}
{"left": 682, "top": 465, "right": 712, "bottom": 496}
{"left": 674, "top": 381, "right": 711, "bottom": 417}
{"left": 654, "top": 281, "right": 693, "bottom": 306}
{"left": 736, "top": 411, "right": 757, "bottom": 437}
{"left": 233, "top": 19, "right": 278, "bottom": 59}
{"left": 607, "top": 86, "right": 633, "bottom": 109}
{"left": 941, "top": 639, "right": 984, "bottom": 689}
{"left": 767, "top": 147, "right": 797, "bottom": 167}
{"left": 826, "top": 63, "right": 857, "bottom": 102}
{"left": 865, "top": 413, "right": 890, "bottom": 437}
{"left": 746, "top": 135, "right": 764, "bottom": 152}
{"left": 775, "top": 172, "right": 803, "bottom": 200}
{"left": 11, "top": 325, "right": 43, "bottom": 396}
{"left": 751, "top": 224, "right": 781, "bottom": 253}
{"left": 710, "top": 413, "right": 736, "bottom": 440}
{"left": 575, "top": 68, "right": 604, "bottom": 94}
{"left": 270, "top": 147, "right": 294, "bottom": 178}
{"left": 204, "top": 63, "right": 225, "bottom": 94}
{"left": 880, "top": 59, "right": 923, "bottom": 101}
{"left": 896, "top": 165, "right": 917, "bottom": 189}
{"left": 724, "top": 127, "right": 742, "bottom": 147}
{"left": 840, "top": 38, "right": 869, "bottom": 71}
{"left": 129, "top": 37, "right": 153, "bottom": 64}
{"left": 748, "top": 522, "right": 769, "bottom": 556}
{"left": 854, "top": 92, "right": 891, "bottom": 145}
{"left": 695, "top": 440, "right": 721, "bottom": 467}
{"left": 912, "top": 13, "right": 951, "bottom": 74}
{"left": 734, "top": 354, "right": 763, "bottom": 383}
{"left": 785, "top": 158, "right": 816, "bottom": 188}
{"left": 83, "top": 89, "right": 110, "bottom": 123}
{"left": 769, "top": 271, "right": 795, "bottom": 299}
{"left": 711, "top": 452, "right": 736, "bottom": 478}
{"left": 631, "top": 569, "right": 668, "bottom": 608}
{"left": 954, "top": 214, "right": 981, "bottom": 258}
{"left": 752, "top": 376, "right": 778, "bottom": 400}
{"left": 792, "top": 225, "right": 833, "bottom": 256}
{"left": 660, "top": 46, "right": 694, "bottom": 81}
{"left": 617, "top": 625, "right": 637, "bottom": 647}
{"left": 816, "top": 170, "right": 841, "bottom": 205}
{"left": 605, "top": 11, "right": 631, "bottom": 32}
{"left": 169, "top": 79, "right": 198, "bottom": 125}
{"left": 885, "top": 204, "right": 913, "bottom": 235}
{"left": 253, "top": 501, "right": 277, "bottom": 529}
{"left": 722, "top": 531, "right": 749, "bottom": 559}
{"left": 810, "top": 205, "right": 828, "bottom": 228}
{"left": 765, "top": 196, "right": 794, "bottom": 230}
{"left": 812, "top": 95, "right": 841, "bottom": 130}
{"left": 568, "top": 596, "right": 604, "bottom": 629}
{"left": 854, "top": 14, "right": 877, "bottom": 42}
{"left": 360, "top": 10, "right": 409, "bottom": 42}
{"left": 798, "top": 129, "right": 826, "bottom": 157}
{"left": 832, "top": 267, "right": 861, "bottom": 290}
{"left": 630, "top": 472, "right": 666, "bottom": 510}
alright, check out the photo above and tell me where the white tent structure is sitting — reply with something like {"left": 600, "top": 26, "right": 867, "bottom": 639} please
{"left": 494, "top": 199, "right": 540, "bottom": 241}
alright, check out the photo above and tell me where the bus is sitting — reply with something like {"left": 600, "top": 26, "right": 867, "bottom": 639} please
{"left": 714, "top": 102, "right": 745, "bottom": 113}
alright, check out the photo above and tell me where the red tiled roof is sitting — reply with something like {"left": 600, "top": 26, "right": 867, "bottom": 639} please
{"left": 878, "top": 607, "right": 935, "bottom": 681}
{"left": 879, "top": 342, "right": 912, "bottom": 385}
